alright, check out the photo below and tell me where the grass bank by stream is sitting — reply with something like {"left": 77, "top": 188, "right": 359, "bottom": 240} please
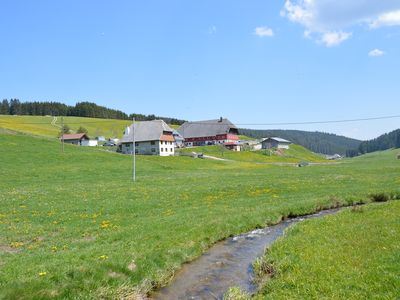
{"left": 225, "top": 200, "right": 400, "bottom": 299}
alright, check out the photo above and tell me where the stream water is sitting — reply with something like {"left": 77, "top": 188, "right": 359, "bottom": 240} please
{"left": 152, "top": 208, "right": 341, "bottom": 300}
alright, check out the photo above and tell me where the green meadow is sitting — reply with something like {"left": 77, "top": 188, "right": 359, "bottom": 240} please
{"left": 179, "top": 144, "right": 327, "bottom": 163}
{"left": 0, "top": 131, "right": 399, "bottom": 299}
{"left": 253, "top": 200, "right": 400, "bottom": 299}
{"left": 0, "top": 115, "right": 132, "bottom": 139}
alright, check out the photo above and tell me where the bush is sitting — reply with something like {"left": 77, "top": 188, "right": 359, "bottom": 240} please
{"left": 77, "top": 126, "right": 88, "bottom": 134}
{"left": 370, "top": 193, "right": 389, "bottom": 202}
{"left": 61, "top": 124, "right": 70, "bottom": 134}
{"left": 253, "top": 256, "right": 275, "bottom": 279}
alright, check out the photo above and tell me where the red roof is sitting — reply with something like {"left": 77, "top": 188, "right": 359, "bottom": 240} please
{"left": 61, "top": 133, "right": 89, "bottom": 140}
{"left": 160, "top": 134, "right": 175, "bottom": 142}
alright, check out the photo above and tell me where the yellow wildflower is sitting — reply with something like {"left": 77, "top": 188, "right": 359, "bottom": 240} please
{"left": 10, "top": 241, "right": 24, "bottom": 248}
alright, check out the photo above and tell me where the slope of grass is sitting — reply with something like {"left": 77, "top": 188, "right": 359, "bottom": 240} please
{"left": 238, "top": 135, "right": 256, "bottom": 140}
{"left": 0, "top": 115, "right": 132, "bottom": 139}
{"left": 0, "top": 132, "right": 399, "bottom": 299}
{"left": 179, "top": 144, "right": 327, "bottom": 163}
{"left": 254, "top": 201, "right": 400, "bottom": 299}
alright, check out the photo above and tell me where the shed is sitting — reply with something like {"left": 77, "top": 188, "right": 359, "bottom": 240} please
{"left": 61, "top": 133, "right": 90, "bottom": 146}
{"left": 261, "top": 137, "right": 291, "bottom": 150}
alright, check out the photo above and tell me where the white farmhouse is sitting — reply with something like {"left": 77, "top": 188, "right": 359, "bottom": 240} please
{"left": 119, "top": 120, "right": 175, "bottom": 156}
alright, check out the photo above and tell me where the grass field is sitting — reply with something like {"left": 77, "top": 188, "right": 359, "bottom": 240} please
{"left": 0, "top": 115, "right": 133, "bottom": 139}
{"left": 252, "top": 201, "right": 400, "bottom": 299}
{"left": 0, "top": 131, "right": 399, "bottom": 299}
{"left": 179, "top": 144, "right": 328, "bottom": 163}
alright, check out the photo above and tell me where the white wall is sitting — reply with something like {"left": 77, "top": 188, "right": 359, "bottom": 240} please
{"left": 121, "top": 140, "right": 175, "bottom": 156}
{"left": 159, "top": 140, "right": 175, "bottom": 156}
{"left": 81, "top": 140, "right": 98, "bottom": 147}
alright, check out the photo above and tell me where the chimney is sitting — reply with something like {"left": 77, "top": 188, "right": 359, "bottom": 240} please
{"left": 219, "top": 117, "right": 223, "bottom": 122}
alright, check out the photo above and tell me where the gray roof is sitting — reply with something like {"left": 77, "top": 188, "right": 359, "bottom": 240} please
{"left": 263, "top": 137, "right": 291, "bottom": 143}
{"left": 120, "top": 120, "right": 174, "bottom": 143}
{"left": 177, "top": 118, "right": 237, "bottom": 139}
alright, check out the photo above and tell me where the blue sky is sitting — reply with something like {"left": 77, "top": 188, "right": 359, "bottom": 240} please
{"left": 1, "top": 0, "right": 400, "bottom": 140}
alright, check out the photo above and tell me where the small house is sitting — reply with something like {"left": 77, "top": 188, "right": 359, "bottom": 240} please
{"left": 95, "top": 136, "right": 106, "bottom": 142}
{"left": 239, "top": 139, "right": 262, "bottom": 151}
{"left": 119, "top": 120, "right": 175, "bottom": 156}
{"left": 173, "top": 129, "right": 184, "bottom": 148}
{"left": 61, "top": 133, "right": 90, "bottom": 146}
{"left": 261, "top": 137, "right": 291, "bottom": 150}
{"left": 326, "top": 154, "right": 342, "bottom": 160}
{"left": 224, "top": 142, "right": 241, "bottom": 151}
{"left": 109, "top": 138, "right": 119, "bottom": 144}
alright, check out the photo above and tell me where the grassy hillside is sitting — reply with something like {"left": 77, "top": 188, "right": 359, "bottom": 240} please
{"left": 0, "top": 115, "right": 132, "bottom": 139}
{"left": 0, "top": 132, "right": 399, "bottom": 299}
{"left": 179, "top": 144, "right": 327, "bottom": 163}
{"left": 253, "top": 201, "right": 400, "bottom": 299}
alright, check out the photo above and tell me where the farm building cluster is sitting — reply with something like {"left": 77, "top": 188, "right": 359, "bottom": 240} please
{"left": 61, "top": 117, "right": 292, "bottom": 156}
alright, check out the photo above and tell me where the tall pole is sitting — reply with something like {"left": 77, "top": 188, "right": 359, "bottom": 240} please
{"left": 132, "top": 117, "right": 136, "bottom": 182}
{"left": 61, "top": 116, "right": 64, "bottom": 153}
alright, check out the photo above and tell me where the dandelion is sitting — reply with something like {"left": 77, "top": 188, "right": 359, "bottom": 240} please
{"left": 99, "top": 255, "right": 108, "bottom": 260}
{"left": 38, "top": 272, "right": 47, "bottom": 277}
{"left": 100, "top": 220, "right": 112, "bottom": 229}
{"left": 10, "top": 241, "right": 24, "bottom": 248}
{"left": 51, "top": 246, "right": 58, "bottom": 252}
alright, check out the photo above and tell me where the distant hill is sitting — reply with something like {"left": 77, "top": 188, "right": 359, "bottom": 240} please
{"left": 238, "top": 128, "right": 361, "bottom": 155}
{"left": 0, "top": 99, "right": 186, "bottom": 125}
{"left": 347, "top": 128, "right": 400, "bottom": 157}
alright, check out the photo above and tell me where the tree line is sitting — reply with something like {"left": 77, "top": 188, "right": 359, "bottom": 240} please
{"left": 0, "top": 99, "right": 186, "bottom": 125}
{"left": 346, "top": 129, "right": 400, "bottom": 157}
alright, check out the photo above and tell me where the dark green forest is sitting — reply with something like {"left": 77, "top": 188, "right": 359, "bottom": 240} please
{"left": 239, "top": 128, "right": 362, "bottom": 155}
{"left": 0, "top": 99, "right": 186, "bottom": 125}
{"left": 346, "top": 129, "right": 400, "bottom": 157}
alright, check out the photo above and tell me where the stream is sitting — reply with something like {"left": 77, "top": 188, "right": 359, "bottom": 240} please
{"left": 152, "top": 208, "right": 341, "bottom": 300}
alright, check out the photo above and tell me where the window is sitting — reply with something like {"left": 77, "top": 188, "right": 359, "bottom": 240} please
{"left": 151, "top": 148, "right": 155, "bottom": 152}
{"left": 161, "top": 148, "right": 164, "bottom": 152}
{"left": 135, "top": 142, "right": 139, "bottom": 146}
{"left": 135, "top": 149, "right": 138, "bottom": 154}
{"left": 151, "top": 141, "right": 155, "bottom": 145}
{"left": 170, "top": 148, "right": 173, "bottom": 152}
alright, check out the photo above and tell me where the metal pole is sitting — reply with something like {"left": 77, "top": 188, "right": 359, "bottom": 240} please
{"left": 61, "top": 116, "right": 64, "bottom": 153}
{"left": 132, "top": 117, "right": 136, "bottom": 182}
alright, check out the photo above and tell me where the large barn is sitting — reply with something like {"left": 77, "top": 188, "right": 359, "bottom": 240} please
{"left": 119, "top": 120, "right": 175, "bottom": 156}
{"left": 177, "top": 118, "right": 239, "bottom": 147}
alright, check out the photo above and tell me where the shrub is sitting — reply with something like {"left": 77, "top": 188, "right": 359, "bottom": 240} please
{"left": 77, "top": 126, "right": 88, "bottom": 134}
{"left": 370, "top": 193, "right": 389, "bottom": 202}
{"left": 61, "top": 124, "right": 70, "bottom": 134}
{"left": 253, "top": 256, "right": 275, "bottom": 279}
